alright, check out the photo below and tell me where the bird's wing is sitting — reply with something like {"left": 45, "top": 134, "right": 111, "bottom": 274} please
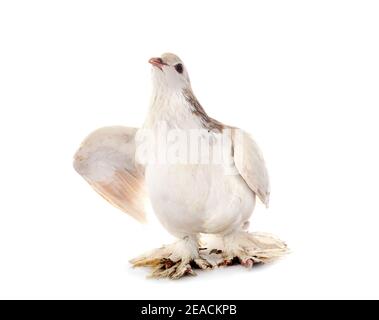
{"left": 231, "top": 128, "right": 270, "bottom": 207}
{"left": 73, "top": 126, "right": 147, "bottom": 223}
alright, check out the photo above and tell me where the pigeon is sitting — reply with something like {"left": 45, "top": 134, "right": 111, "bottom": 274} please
{"left": 73, "top": 53, "right": 287, "bottom": 279}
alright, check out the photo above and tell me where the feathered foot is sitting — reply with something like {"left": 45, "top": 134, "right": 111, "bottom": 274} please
{"left": 218, "top": 232, "right": 288, "bottom": 267}
{"left": 130, "top": 237, "right": 214, "bottom": 279}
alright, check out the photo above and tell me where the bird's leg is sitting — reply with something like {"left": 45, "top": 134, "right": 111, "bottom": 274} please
{"left": 130, "top": 235, "right": 213, "bottom": 279}
{"left": 218, "top": 231, "right": 288, "bottom": 267}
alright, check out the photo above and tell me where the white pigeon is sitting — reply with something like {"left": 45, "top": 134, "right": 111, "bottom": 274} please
{"left": 73, "top": 53, "right": 287, "bottom": 279}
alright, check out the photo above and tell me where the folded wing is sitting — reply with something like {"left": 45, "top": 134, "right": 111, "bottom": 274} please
{"left": 231, "top": 128, "right": 270, "bottom": 207}
{"left": 73, "top": 126, "right": 147, "bottom": 222}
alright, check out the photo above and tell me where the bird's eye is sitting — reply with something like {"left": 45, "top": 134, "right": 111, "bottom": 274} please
{"left": 175, "top": 63, "right": 183, "bottom": 74}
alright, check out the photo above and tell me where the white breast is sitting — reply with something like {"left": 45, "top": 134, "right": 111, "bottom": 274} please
{"left": 146, "top": 161, "right": 255, "bottom": 237}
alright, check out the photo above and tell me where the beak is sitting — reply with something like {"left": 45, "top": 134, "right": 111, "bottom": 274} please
{"left": 148, "top": 57, "right": 167, "bottom": 70}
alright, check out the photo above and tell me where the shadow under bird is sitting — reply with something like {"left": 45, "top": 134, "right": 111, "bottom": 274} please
{"left": 73, "top": 53, "right": 287, "bottom": 279}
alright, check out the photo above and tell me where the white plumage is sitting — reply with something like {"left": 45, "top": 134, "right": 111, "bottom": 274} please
{"left": 74, "top": 53, "right": 286, "bottom": 279}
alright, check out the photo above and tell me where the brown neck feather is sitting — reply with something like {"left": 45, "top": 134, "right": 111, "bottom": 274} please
{"left": 182, "top": 88, "right": 224, "bottom": 132}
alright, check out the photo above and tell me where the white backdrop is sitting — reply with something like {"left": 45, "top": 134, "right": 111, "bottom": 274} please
{"left": 1, "top": 0, "right": 378, "bottom": 299}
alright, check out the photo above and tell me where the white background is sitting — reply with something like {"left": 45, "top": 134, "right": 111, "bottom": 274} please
{"left": 0, "top": 0, "right": 378, "bottom": 299}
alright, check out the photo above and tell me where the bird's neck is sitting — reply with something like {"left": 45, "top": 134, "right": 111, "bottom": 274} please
{"left": 144, "top": 86, "right": 204, "bottom": 130}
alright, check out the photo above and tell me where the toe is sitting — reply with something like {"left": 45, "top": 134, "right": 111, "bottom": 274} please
{"left": 162, "top": 258, "right": 175, "bottom": 269}
{"left": 194, "top": 258, "right": 213, "bottom": 270}
{"left": 171, "top": 262, "right": 196, "bottom": 279}
{"left": 240, "top": 257, "right": 254, "bottom": 268}
{"left": 218, "top": 258, "right": 234, "bottom": 267}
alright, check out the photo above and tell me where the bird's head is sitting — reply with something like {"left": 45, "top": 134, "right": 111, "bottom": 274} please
{"left": 149, "top": 53, "right": 191, "bottom": 91}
